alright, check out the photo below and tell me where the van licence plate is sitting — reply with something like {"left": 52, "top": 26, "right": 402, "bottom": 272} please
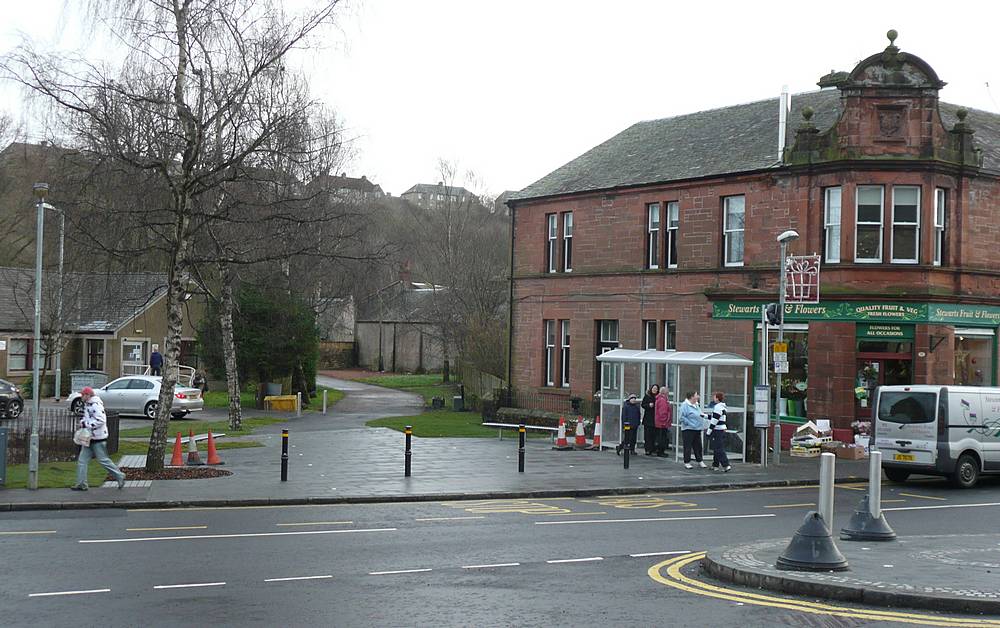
{"left": 894, "top": 453, "right": 915, "bottom": 462}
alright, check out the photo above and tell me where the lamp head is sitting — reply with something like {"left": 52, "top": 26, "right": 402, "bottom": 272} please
{"left": 32, "top": 182, "right": 49, "bottom": 200}
{"left": 777, "top": 229, "right": 799, "bottom": 244}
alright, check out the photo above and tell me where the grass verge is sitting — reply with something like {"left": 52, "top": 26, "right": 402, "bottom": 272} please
{"left": 119, "top": 416, "right": 286, "bottom": 439}
{"left": 357, "top": 374, "right": 458, "bottom": 405}
{"left": 117, "top": 439, "right": 263, "bottom": 456}
{"left": 2, "top": 459, "right": 121, "bottom": 489}
{"left": 202, "top": 386, "right": 343, "bottom": 411}
{"left": 366, "top": 410, "right": 548, "bottom": 438}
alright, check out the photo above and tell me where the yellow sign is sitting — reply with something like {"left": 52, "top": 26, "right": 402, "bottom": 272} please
{"left": 772, "top": 342, "right": 788, "bottom": 353}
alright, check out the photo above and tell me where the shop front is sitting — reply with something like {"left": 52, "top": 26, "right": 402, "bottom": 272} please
{"left": 714, "top": 301, "right": 1000, "bottom": 427}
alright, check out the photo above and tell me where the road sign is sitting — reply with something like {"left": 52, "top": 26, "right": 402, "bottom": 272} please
{"left": 774, "top": 361, "right": 789, "bottom": 374}
{"left": 772, "top": 342, "right": 788, "bottom": 354}
{"left": 754, "top": 385, "right": 770, "bottom": 427}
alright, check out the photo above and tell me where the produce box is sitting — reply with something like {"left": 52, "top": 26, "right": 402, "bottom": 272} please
{"left": 790, "top": 446, "right": 820, "bottom": 457}
{"left": 835, "top": 445, "right": 867, "bottom": 460}
{"left": 820, "top": 441, "right": 844, "bottom": 452}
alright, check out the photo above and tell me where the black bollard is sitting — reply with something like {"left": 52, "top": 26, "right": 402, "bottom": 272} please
{"left": 404, "top": 425, "right": 412, "bottom": 477}
{"left": 623, "top": 424, "right": 631, "bottom": 469}
{"left": 280, "top": 429, "right": 289, "bottom": 482}
{"left": 518, "top": 424, "right": 525, "bottom": 473}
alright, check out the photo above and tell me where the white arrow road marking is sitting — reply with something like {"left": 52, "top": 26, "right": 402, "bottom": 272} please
{"left": 79, "top": 527, "right": 396, "bottom": 543}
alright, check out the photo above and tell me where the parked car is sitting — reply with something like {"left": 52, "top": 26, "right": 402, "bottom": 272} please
{"left": 0, "top": 378, "right": 24, "bottom": 418}
{"left": 67, "top": 375, "right": 204, "bottom": 419}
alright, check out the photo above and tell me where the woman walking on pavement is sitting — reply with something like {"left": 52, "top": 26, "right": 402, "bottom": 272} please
{"left": 71, "top": 387, "right": 126, "bottom": 491}
{"left": 653, "top": 385, "right": 673, "bottom": 457}
{"left": 707, "top": 391, "right": 732, "bottom": 472}
{"left": 617, "top": 393, "right": 641, "bottom": 455}
{"left": 641, "top": 384, "right": 659, "bottom": 455}
{"left": 680, "top": 391, "right": 707, "bottom": 469}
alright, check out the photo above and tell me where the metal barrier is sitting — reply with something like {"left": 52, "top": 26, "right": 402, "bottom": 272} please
{"left": 1, "top": 408, "right": 119, "bottom": 464}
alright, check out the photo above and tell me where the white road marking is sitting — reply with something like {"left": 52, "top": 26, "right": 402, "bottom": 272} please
{"left": 414, "top": 516, "right": 486, "bottom": 522}
{"left": 275, "top": 521, "right": 353, "bottom": 527}
{"left": 534, "top": 513, "right": 776, "bottom": 526}
{"left": 0, "top": 530, "right": 56, "bottom": 536}
{"left": 264, "top": 575, "right": 333, "bottom": 582}
{"left": 29, "top": 588, "right": 110, "bottom": 597}
{"left": 546, "top": 557, "right": 603, "bottom": 564}
{"left": 154, "top": 582, "right": 226, "bottom": 590}
{"left": 629, "top": 551, "right": 691, "bottom": 558}
{"left": 127, "top": 526, "right": 207, "bottom": 532}
{"left": 369, "top": 568, "right": 433, "bottom": 575}
{"left": 884, "top": 502, "right": 1000, "bottom": 512}
{"left": 79, "top": 527, "right": 396, "bottom": 544}
{"left": 461, "top": 562, "right": 521, "bottom": 569}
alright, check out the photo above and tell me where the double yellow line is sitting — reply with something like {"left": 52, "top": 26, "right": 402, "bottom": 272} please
{"left": 649, "top": 552, "right": 1000, "bottom": 627}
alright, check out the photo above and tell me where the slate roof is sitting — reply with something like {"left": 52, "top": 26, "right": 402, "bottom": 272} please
{"left": 402, "top": 183, "right": 475, "bottom": 198}
{"left": 513, "top": 90, "right": 1000, "bottom": 202}
{"left": 0, "top": 267, "right": 167, "bottom": 333}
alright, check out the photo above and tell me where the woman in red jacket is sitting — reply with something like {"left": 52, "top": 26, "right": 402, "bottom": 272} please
{"left": 653, "top": 386, "right": 673, "bottom": 457}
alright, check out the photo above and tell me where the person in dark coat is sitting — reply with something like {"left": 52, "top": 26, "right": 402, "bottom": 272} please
{"left": 150, "top": 344, "right": 163, "bottom": 376}
{"left": 617, "top": 393, "right": 641, "bottom": 455}
{"left": 641, "top": 384, "right": 659, "bottom": 455}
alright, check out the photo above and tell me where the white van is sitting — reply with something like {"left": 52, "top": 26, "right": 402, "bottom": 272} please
{"left": 874, "top": 385, "right": 1000, "bottom": 489}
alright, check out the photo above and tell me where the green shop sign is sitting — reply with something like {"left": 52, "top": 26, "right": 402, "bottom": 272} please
{"left": 857, "top": 323, "right": 915, "bottom": 339}
{"left": 713, "top": 301, "right": 1000, "bottom": 326}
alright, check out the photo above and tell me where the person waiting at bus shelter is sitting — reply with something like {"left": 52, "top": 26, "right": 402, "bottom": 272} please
{"left": 617, "top": 393, "right": 641, "bottom": 456}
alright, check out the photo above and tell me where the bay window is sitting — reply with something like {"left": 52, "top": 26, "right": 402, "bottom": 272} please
{"left": 855, "top": 185, "right": 883, "bottom": 262}
{"left": 891, "top": 186, "right": 920, "bottom": 263}
{"left": 823, "top": 187, "right": 841, "bottom": 263}
{"left": 723, "top": 195, "right": 745, "bottom": 267}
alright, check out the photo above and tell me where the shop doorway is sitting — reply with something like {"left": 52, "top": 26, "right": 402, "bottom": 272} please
{"left": 856, "top": 343, "right": 912, "bottom": 419}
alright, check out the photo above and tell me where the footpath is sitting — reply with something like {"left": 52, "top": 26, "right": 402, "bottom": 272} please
{"left": 0, "top": 374, "right": 869, "bottom": 511}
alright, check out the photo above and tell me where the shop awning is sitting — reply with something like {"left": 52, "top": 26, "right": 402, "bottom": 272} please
{"left": 596, "top": 349, "right": 753, "bottom": 366}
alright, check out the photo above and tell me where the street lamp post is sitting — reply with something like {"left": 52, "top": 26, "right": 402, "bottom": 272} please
{"left": 773, "top": 230, "right": 799, "bottom": 466}
{"left": 28, "top": 182, "right": 49, "bottom": 490}
{"left": 46, "top": 204, "right": 65, "bottom": 401}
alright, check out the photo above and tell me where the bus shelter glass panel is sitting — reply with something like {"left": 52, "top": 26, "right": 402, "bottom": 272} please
{"left": 600, "top": 364, "right": 623, "bottom": 447}
{"left": 704, "top": 365, "right": 749, "bottom": 462}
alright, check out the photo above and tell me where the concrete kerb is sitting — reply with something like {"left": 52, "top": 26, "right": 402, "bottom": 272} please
{"left": 0, "top": 474, "right": 861, "bottom": 512}
{"left": 701, "top": 547, "right": 1000, "bottom": 616}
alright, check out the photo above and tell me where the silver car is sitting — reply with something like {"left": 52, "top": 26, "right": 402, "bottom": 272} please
{"left": 68, "top": 375, "right": 204, "bottom": 419}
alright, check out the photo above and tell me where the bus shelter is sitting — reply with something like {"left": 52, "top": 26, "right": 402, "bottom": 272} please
{"left": 595, "top": 349, "right": 752, "bottom": 462}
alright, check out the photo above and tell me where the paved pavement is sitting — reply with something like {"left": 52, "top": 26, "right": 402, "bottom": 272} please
{"left": 2, "top": 375, "right": 869, "bottom": 509}
{"left": 704, "top": 532, "right": 1000, "bottom": 614}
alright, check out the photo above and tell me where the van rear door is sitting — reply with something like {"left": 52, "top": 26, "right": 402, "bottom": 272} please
{"left": 875, "top": 388, "right": 938, "bottom": 466}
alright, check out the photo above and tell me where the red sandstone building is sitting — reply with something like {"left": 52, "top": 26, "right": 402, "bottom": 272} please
{"left": 506, "top": 32, "right": 1000, "bottom": 439}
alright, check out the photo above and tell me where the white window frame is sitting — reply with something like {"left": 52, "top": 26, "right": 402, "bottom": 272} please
{"left": 855, "top": 185, "right": 884, "bottom": 263}
{"left": 824, "top": 187, "right": 841, "bottom": 263}
{"left": 544, "top": 320, "right": 555, "bottom": 386}
{"left": 663, "top": 320, "right": 677, "bottom": 350}
{"left": 723, "top": 195, "right": 745, "bottom": 267}
{"left": 85, "top": 337, "right": 107, "bottom": 372}
{"left": 598, "top": 320, "right": 619, "bottom": 392}
{"left": 666, "top": 201, "right": 679, "bottom": 269}
{"left": 647, "top": 203, "right": 660, "bottom": 269}
{"left": 562, "top": 212, "right": 573, "bottom": 272}
{"left": 560, "top": 320, "right": 570, "bottom": 388}
{"left": 890, "top": 185, "right": 920, "bottom": 264}
{"left": 644, "top": 320, "right": 657, "bottom": 350}
{"left": 7, "top": 337, "right": 29, "bottom": 372}
{"left": 546, "top": 214, "right": 557, "bottom": 273}
{"left": 934, "top": 188, "right": 946, "bottom": 266}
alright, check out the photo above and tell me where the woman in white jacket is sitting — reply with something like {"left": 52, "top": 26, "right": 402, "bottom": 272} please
{"left": 72, "top": 387, "right": 126, "bottom": 491}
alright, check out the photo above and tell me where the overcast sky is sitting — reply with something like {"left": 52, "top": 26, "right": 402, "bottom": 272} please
{"left": 2, "top": 1, "right": 999, "bottom": 197}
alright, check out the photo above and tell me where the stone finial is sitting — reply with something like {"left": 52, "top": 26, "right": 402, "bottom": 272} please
{"left": 956, "top": 108, "right": 968, "bottom": 122}
{"left": 802, "top": 106, "right": 815, "bottom": 121}
{"left": 887, "top": 29, "right": 898, "bottom": 46}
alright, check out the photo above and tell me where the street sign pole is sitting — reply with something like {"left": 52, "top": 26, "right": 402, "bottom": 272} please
{"left": 759, "top": 306, "right": 768, "bottom": 468}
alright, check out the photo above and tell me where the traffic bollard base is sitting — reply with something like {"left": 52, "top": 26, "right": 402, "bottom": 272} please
{"left": 840, "top": 495, "right": 897, "bottom": 542}
{"left": 776, "top": 511, "right": 849, "bottom": 572}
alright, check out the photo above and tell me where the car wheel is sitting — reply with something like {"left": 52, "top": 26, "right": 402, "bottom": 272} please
{"left": 71, "top": 399, "right": 84, "bottom": 415}
{"left": 7, "top": 399, "right": 22, "bottom": 418}
{"left": 171, "top": 411, "right": 189, "bottom": 420}
{"left": 883, "top": 468, "right": 910, "bottom": 483}
{"left": 951, "top": 454, "right": 980, "bottom": 489}
{"left": 144, "top": 401, "right": 158, "bottom": 420}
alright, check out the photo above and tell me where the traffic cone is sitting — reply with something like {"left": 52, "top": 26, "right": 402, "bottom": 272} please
{"left": 205, "top": 431, "right": 224, "bottom": 465}
{"left": 169, "top": 432, "right": 184, "bottom": 466}
{"left": 588, "top": 415, "right": 603, "bottom": 450}
{"left": 552, "top": 416, "right": 573, "bottom": 450}
{"left": 574, "top": 416, "right": 587, "bottom": 449}
{"left": 186, "top": 429, "right": 204, "bottom": 466}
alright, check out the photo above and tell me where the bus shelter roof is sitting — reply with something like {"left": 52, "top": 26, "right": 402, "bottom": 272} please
{"left": 595, "top": 349, "right": 753, "bottom": 367}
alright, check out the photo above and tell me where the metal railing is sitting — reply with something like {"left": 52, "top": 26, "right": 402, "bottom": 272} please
{"left": 485, "top": 388, "right": 598, "bottom": 420}
{"left": 1, "top": 409, "right": 119, "bottom": 464}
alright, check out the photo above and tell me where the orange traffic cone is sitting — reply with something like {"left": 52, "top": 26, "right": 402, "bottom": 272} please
{"left": 186, "top": 429, "right": 204, "bottom": 466}
{"left": 574, "top": 416, "right": 587, "bottom": 449}
{"left": 552, "top": 416, "right": 573, "bottom": 450}
{"left": 169, "top": 432, "right": 184, "bottom": 466}
{"left": 206, "top": 431, "right": 223, "bottom": 465}
{"left": 588, "top": 415, "right": 603, "bottom": 450}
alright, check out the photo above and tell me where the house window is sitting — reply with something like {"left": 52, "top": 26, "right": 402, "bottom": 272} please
{"left": 647, "top": 203, "right": 660, "bottom": 269}
{"left": 597, "top": 320, "right": 619, "bottom": 393}
{"left": 934, "top": 188, "right": 946, "bottom": 266}
{"left": 544, "top": 320, "right": 555, "bottom": 386}
{"left": 546, "top": 214, "right": 557, "bottom": 273}
{"left": 891, "top": 186, "right": 920, "bottom": 263}
{"left": 86, "top": 339, "right": 105, "bottom": 371}
{"left": 7, "top": 338, "right": 50, "bottom": 371}
{"left": 644, "top": 320, "right": 658, "bottom": 385}
{"left": 663, "top": 320, "right": 677, "bottom": 350}
{"left": 855, "top": 185, "right": 884, "bottom": 262}
{"left": 823, "top": 187, "right": 841, "bottom": 263}
{"left": 723, "top": 195, "right": 745, "bottom": 267}
{"left": 666, "top": 201, "right": 679, "bottom": 268}
{"left": 562, "top": 212, "right": 573, "bottom": 272}
{"left": 560, "top": 320, "right": 570, "bottom": 388}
